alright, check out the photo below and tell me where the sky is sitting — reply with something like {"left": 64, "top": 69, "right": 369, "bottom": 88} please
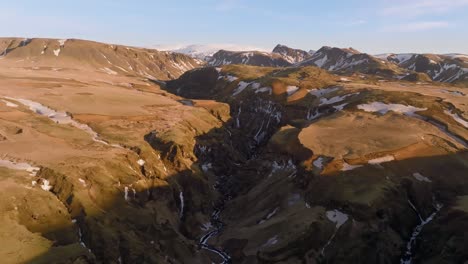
{"left": 1, "top": 0, "right": 468, "bottom": 54}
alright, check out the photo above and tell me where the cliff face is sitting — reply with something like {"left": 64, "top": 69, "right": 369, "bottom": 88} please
{"left": 272, "top": 44, "right": 312, "bottom": 64}
{"left": 165, "top": 65, "right": 468, "bottom": 264}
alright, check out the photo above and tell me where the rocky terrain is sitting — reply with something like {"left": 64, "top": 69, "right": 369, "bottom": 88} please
{"left": 206, "top": 44, "right": 314, "bottom": 68}
{"left": 0, "top": 38, "right": 201, "bottom": 80}
{"left": 272, "top": 44, "right": 313, "bottom": 64}
{"left": 165, "top": 65, "right": 468, "bottom": 264}
{"left": 0, "top": 38, "right": 467, "bottom": 264}
{"left": 297, "top": 46, "right": 404, "bottom": 77}
{"left": 154, "top": 44, "right": 267, "bottom": 61}
{"left": 378, "top": 53, "right": 468, "bottom": 84}
{"left": 208, "top": 50, "right": 292, "bottom": 67}
{"left": 194, "top": 44, "right": 468, "bottom": 87}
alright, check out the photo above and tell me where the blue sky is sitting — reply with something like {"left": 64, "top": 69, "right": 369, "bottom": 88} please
{"left": 1, "top": 0, "right": 468, "bottom": 54}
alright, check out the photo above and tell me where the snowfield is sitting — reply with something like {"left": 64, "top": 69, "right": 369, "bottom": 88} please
{"left": 444, "top": 110, "right": 468, "bottom": 128}
{"left": 0, "top": 159, "right": 40, "bottom": 176}
{"left": 6, "top": 97, "right": 112, "bottom": 146}
{"left": 326, "top": 210, "right": 348, "bottom": 228}
{"left": 357, "top": 102, "right": 427, "bottom": 117}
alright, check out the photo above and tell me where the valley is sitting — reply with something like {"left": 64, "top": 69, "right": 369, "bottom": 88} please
{"left": 0, "top": 38, "right": 467, "bottom": 264}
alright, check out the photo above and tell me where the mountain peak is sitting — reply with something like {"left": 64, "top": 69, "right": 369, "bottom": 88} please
{"left": 272, "top": 44, "right": 288, "bottom": 50}
{"left": 272, "top": 44, "right": 312, "bottom": 64}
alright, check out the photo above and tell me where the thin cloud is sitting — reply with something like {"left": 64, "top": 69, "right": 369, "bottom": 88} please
{"left": 349, "top": 19, "right": 367, "bottom": 26}
{"left": 382, "top": 0, "right": 468, "bottom": 17}
{"left": 384, "top": 21, "right": 450, "bottom": 32}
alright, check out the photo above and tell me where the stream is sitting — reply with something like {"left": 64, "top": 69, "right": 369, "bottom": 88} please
{"left": 199, "top": 205, "right": 231, "bottom": 263}
{"left": 196, "top": 99, "right": 284, "bottom": 263}
{"left": 199, "top": 172, "right": 232, "bottom": 264}
{"left": 400, "top": 200, "right": 443, "bottom": 264}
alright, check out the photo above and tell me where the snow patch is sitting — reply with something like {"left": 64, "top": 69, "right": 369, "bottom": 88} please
{"left": 326, "top": 210, "right": 348, "bottom": 228}
{"left": 341, "top": 161, "right": 363, "bottom": 171}
{"left": 0, "top": 159, "right": 40, "bottom": 176}
{"left": 368, "top": 155, "right": 395, "bottom": 165}
{"left": 101, "top": 67, "right": 118, "bottom": 75}
{"left": 313, "top": 157, "right": 324, "bottom": 169}
{"left": 444, "top": 110, "right": 468, "bottom": 128}
{"left": 393, "top": 54, "right": 415, "bottom": 64}
{"left": 137, "top": 159, "right": 146, "bottom": 166}
{"left": 78, "top": 178, "right": 87, "bottom": 187}
{"left": 269, "top": 159, "right": 296, "bottom": 178}
{"left": 308, "top": 87, "right": 340, "bottom": 97}
{"left": 314, "top": 54, "right": 328, "bottom": 68}
{"left": 58, "top": 39, "right": 67, "bottom": 46}
{"left": 254, "top": 86, "right": 272, "bottom": 94}
{"left": 286, "top": 86, "right": 300, "bottom": 96}
{"left": 40, "top": 179, "right": 53, "bottom": 191}
{"left": 440, "top": 89, "right": 465, "bottom": 96}
{"left": 321, "top": 209, "right": 349, "bottom": 256}
{"left": 124, "top": 186, "right": 129, "bottom": 201}
{"left": 333, "top": 103, "right": 348, "bottom": 111}
{"left": 357, "top": 102, "right": 426, "bottom": 117}
{"left": 179, "top": 191, "right": 185, "bottom": 219}
{"left": 201, "top": 163, "right": 212, "bottom": 172}
{"left": 319, "top": 93, "right": 357, "bottom": 106}
{"left": 259, "top": 207, "right": 279, "bottom": 224}
{"left": 6, "top": 97, "right": 112, "bottom": 146}
{"left": 1, "top": 99, "right": 18, "bottom": 108}
{"left": 412, "top": 172, "right": 431, "bottom": 183}
{"left": 262, "top": 236, "right": 279, "bottom": 247}
{"left": 232, "top": 81, "right": 250, "bottom": 96}
{"left": 225, "top": 75, "right": 238, "bottom": 82}
{"left": 306, "top": 108, "right": 322, "bottom": 120}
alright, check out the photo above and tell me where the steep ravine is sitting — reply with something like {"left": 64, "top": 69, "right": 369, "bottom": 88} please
{"left": 15, "top": 66, "right": 465, "bottom": 263}
{"left": 191, "top": 97, "right": 285, "bottom": 263}
{"left": 161, "top": 67, "right": 467, "bottom": 263}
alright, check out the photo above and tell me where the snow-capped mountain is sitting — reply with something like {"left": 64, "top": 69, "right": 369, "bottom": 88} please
{"left": 272, "top": 44, "right": 312, "bottom": 64}
{"left": 154, "top": 44, "right": 268, "bottom": 60}
{"left": 152, "top": 42, "right": 468, "bottom": 84}
{"left": 378, "top": 53, "right": 468, "bottom": 83}
{"left": 207, "top": 50, "right": 291, "bottom": 67}
{"left": 205, "top": 44, "right": 312, "bottom": 67}
{"left": 298, "top": 46, "right": 402, "bottom": 76}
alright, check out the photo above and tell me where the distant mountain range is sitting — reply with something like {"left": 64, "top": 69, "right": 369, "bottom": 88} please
{"left": 158, "top": 43, "right": 468, "bottom": 84}
{"left": 153, "top": 44, "right": 268, "bottom": 60}
{"left": 207, "top": 50, "right": 292, "bottom": 67}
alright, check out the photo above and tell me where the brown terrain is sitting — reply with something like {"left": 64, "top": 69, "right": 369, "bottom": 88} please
{"left": 0, "top": 38, "right": 467, "bottom": 264}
